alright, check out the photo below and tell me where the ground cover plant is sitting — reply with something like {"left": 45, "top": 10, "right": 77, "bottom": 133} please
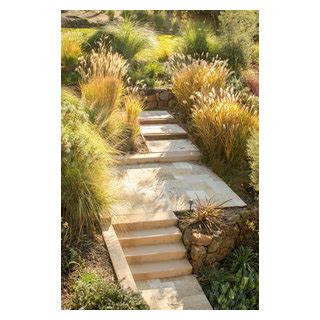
{"left": 71, "top": 270, "right": 149, "bottom": 310}
{"left": 200, "top": 246, "right": 259, "bottom": 310}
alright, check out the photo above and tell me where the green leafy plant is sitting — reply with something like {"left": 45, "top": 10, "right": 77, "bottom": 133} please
{"left": 71, "top": 271, "right": 149, "bottom": 310}
{"left": 200, "top": 246, "right": 259, "bottom": 310}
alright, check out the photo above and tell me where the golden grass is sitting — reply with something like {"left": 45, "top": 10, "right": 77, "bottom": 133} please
{"left": 168, "top": 54, "right": 232, "bottom": 118}
{"left": 192, "top": 89, "right": 258, "bottom": 168}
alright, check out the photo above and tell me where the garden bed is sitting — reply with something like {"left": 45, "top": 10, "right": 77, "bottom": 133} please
{"left": 61, "top": 233, "right": 115, "bottom": 309}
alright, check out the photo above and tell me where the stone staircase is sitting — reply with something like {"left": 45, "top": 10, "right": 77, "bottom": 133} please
{"left": 103, "top": 110, "right": 246, "bottom": 309}
{"left": 113, "top": 212, "right": 192, "bottom": 281}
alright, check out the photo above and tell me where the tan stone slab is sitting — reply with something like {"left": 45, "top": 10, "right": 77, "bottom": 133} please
{"left": 116, "top": 226, "right": 182, "bottom": 247}
{"left": 146, "top": 139, "right": 199, "bottom": 153}
{"left": 130, "top": 258, "right": 192, "bottom": 281}
{"left": 101, "top": 225, "right": 137, "bottom": 292}
{"left": 139, "top": 111, "right": 176, "bottom": 125}
{"left": 141, "top": 124, "right": 188, "bottom": 140}
{"left": 120, "top": 151, "right": 201, "bottom": 164}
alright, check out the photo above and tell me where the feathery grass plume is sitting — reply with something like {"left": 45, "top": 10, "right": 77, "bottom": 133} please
{"left": 61, "top": 88, "right": 119, "bottom": 243}
{"left": 87, "top": 17, "right": 157, "bottom": 60}
{"left": 77, "top": 39, "right": 128, "bottom": 140}
{"left": 191, "top": 88, "right": 258, "bottom": 168}
{"left": 167, "top": 53, "right": 232, "bottom": 119}
{"left": 247, "top": 129, "right": 259, "bottom": 193}
{"left": 124, "top": 93, "right": 144, "bottom": 142}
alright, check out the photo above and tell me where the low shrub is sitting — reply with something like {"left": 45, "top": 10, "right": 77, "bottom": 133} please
{"left": 247, "top": 129, "right": 259, "bottom": 193}
{"left": 200, "top": 246, "right": 259, "bottom": 310}
{"left": 129, "top": 60, "right": 167, "bottom": 88}
{"left": 191, "top": 89, "right": 258, "bottom": 169}
{"left": 87, "top": 18, "right": 157, "bottom": 60}
{"left": 61, "top": 89, "right": 117, "bottom": 242}
{"left": 218, "top": 10, "right": 259, "bottom": 74}
{"left": 168, "top": 54, "right": 231, "bottom": 119}
{"left": 242, "top": 70, "right": 259, "bottom": 96}
{"left": 71, "top": 271, "right": 149, "bottom": 310}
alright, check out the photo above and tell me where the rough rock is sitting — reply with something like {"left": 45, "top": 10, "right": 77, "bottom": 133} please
{"left": 191, "top": 232, "right": 212, "bottom": 246}
{"left": 191, "top": 245, "right": 206, "bottom": 262}
{"left": 159, "top": 91, "right": 170, "bottom": 100}
{"left": 182, "top": 227, "right": 193, "bottom": 250}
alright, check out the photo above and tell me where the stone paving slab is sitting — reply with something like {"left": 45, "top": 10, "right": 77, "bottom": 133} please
{"left": 146, "top": 139, "right": 199, "bottom": 153}
{"left": 141, "top": 124, "right": 187, "bottom": 135}
{"left": 139, "top": 110, "right": 174, "bottom": 122}
{"left": 113, "top": 162, "right": 246, "bottom": 215}
{"left": 135, "top": 275, "right": 212, "bottom": 310}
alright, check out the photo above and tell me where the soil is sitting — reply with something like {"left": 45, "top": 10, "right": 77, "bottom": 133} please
{"left": 61, "top": 233, "right": 116, "bottom": 309}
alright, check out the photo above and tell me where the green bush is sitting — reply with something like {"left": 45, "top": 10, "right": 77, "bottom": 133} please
{"left": 181, "top": 21, "right": 215, "bottom": 57}
{"left": 87, "top": 18, "right": 157, "bottom": 60}
{"left": 218, "top": 10, "right": 259, "bottom": 73}
{"left": 129, "top": 61, "right": 167, "bottom": 87}
{"left": 71, "top": 271, "right": 149, "bottom": 310}
{"left": 61, "top": 89, "right": 117, "bottom": 242}
{"left": 247, "top": 129, "right": 259, "bottom": 192}
{"left": 200, "top": 246, "right": 259, "bottom": 310}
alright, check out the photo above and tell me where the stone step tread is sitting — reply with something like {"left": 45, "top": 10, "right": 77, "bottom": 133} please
{"left": 139, "top": 111, "right": 176, "bottom": 124}
{"left": 130, "top": 259, "right": 192, "bottom": 279}
{"left": 116, "top": 226, "right": 181, "bottom": 240}
{"left": 146, "top": 139, "right": 199, "bottom": 153}
{"left": 121, "top": 151, "right": 201, "bottom": 164}
{"left": 112, "top": 212, "right": 177, "bottom": 225}
{"left": 141, "top": 124, "right": 187, "bottom": 136}
{"left": 123, "top": 242, "right": 186, "bottom": 257}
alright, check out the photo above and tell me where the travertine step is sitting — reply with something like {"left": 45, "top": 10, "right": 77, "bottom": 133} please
{"left": 123, "top": 242, "right": 186, "bottom": 264}
{"left": 116, "top": 226, "right": 182, "bottom": 247}
{"left": 146, "top": 139, "right": 199, "bottom": 153}
{"left": 139, "top": 111, "right": 176, "bottom": 124}
{"left": 130, "top": 259, "right": 193, "bottom": 280}
{"left": 121, "top": 151, "right": 201, "bottom": 164}
{"left": 141, "top": 124, "right": 188, "bottom": 140}
{"left": 112, "top": 212, "right": 177, "bottom": 231}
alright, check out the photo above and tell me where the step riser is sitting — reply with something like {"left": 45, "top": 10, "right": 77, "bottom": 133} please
{"left": 143, "top": 133, "right": 188, "bottom": 140}
{"left": 126, "top": 250, "right": 186, "bottom": 264}
{"left": 119, "top": 234, "right": 181, "bottom": 247}
{"left": 133, "top": 266, "right": 192, "bottom": 281}
{"left": 121, "top": 152, "right": 201, "bottom": 165}
{"left": 113, "top": 219, "right": 177, "bottom": 231}
{"left": 140, "top": 119, "right": 177, "bottom": 125}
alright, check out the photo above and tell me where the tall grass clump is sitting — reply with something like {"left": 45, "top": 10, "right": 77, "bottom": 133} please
{"left": 124, "top": 93, "right": 144, "bottom": 143}
{"left": 191, "top": 89, "right": 258, "bottom": 169}
{"left": 77, "top": 40, "right": 128, "bottom": 139}
{"left": 87, "top": 18, "right": 157, "bottom": 60}
{"left": 181, "top": 21, "right": 215, "bottom": 57}
{"left": 61, "top": 30, "right": 83, "bottom": 84}
{"left": 247, "top": 129, "right": 259, "bottom": 193}
{"left": 168, "top": 54, "right": 231, "bottom": 119}
{"left": 61, "top": 89, "right": 118, "bottom": 242}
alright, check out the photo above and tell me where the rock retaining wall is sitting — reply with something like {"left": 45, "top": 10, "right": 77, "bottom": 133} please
{"left": 179, "top": 212, "right": 243, "bottom": 272}
{"left": 140, "top": 88, "right": 176, "bottom": 109}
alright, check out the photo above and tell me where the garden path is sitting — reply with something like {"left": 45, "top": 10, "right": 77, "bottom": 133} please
{"left": 104, "top": 110, "right": 246, "bottom": 310}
